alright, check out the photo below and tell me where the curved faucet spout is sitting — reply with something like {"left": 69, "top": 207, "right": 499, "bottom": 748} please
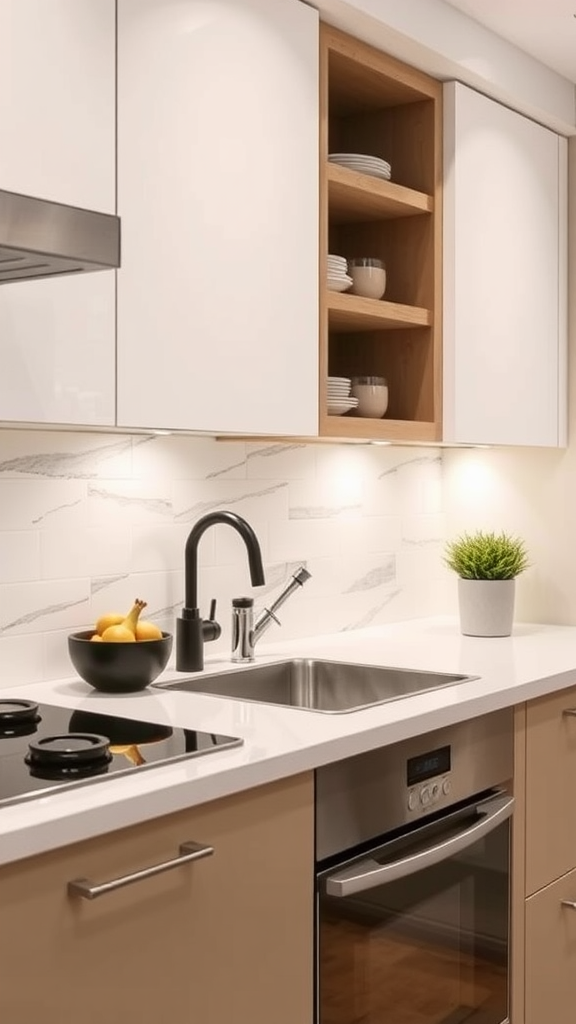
{"left": 183, "top": 511, "right": 265, "bottom": 611}
{"left": 177, "top": 510, "right": 266, "bottom": 673}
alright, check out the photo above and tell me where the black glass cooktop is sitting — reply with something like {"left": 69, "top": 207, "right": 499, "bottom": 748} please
{"left": 0, "top": 699, "right": 242, "bottom": 808}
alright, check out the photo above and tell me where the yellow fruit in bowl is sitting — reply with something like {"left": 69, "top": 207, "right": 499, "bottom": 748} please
{"left": 90, "top": 634, "right": 104, "bottom": 643}
{"left": 135, "top": 620, "right": 163, "bottom": 641}
{"left": 93, "top": 599, "right": 164, "bottom": 643}
{"left": 101, "top": 599, "right": 146, "bottom": 642}
{"left": 95, "top": 612, "right": 124, "bottom": 636}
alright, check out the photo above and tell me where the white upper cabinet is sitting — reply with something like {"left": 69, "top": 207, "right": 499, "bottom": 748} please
{"left": 0, "top": 0, "right": 116, "bottom": 427}
{"left": 0, "top": 0, "right": 115, "bottom": 212}
{"left": 443, "top": 82, "right": 567, "bottom": 447}
{"left": 116, "top": 0, "right": 319, "bottom": 436}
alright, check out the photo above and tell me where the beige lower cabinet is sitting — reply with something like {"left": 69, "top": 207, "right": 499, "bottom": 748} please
{"left": 515, "top": 686, "right": 576, "bottom": 1023}
{"left": 525, "top": 685, "right": 576, "bottom": 895}
{"left": 525, "top": 866, "right": 576, "bottom": 1024}
{"left": 0, "top": 773, "right": 314, "bottom": 1024}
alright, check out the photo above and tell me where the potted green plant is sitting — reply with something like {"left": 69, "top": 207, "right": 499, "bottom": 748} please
{"left": 444, "top": 530, "right": 530, "bottom": 637}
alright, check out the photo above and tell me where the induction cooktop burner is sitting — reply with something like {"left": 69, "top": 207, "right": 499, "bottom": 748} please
{"left": 0, "top": 699, "right": 41, "bottom": 737}
{"left": 25, "top": 732, "right": 114, "bottom": 780}
{"left": 0, "top": 700, "right": 243, "bottom": 808}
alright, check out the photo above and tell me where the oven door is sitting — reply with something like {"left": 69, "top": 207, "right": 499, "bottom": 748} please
{"left": 317, "top": 792, "right": 513, "bottom": 1024}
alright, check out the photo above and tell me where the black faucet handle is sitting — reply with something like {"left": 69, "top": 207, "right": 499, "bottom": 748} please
{"left": 202, "top": 598, "right": 221, "bottom": 643}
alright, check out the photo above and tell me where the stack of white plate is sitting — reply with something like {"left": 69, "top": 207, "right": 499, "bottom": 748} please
{"left": 327, "top": 376, "right": 359, "bottom": 416}
{"left": 328, "top": 153, "right": 392, "bottom": 182}
{"left": 327, "top": 254, "right": 352, "bottom": 293}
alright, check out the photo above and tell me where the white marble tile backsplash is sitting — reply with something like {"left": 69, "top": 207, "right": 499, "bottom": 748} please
{"left": 0, "top": 430, "right": 450, "bottom": 687}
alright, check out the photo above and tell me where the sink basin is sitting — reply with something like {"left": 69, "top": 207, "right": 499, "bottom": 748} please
{"left": 156, "top": 659, "right": 476, "bottom": 713}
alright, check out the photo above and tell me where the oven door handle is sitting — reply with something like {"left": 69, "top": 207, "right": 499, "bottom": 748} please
{"left": 324, "top": 793, "right": 514, "bottom": 898}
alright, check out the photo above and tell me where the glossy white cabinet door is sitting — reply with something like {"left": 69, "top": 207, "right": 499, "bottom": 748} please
{"left": 117, "top": 0, "right": 319, "bottom": 436}
{"left": 443, "top": 82, "right": 567, "bottom": 447}
{"left": 0, "top": 273, "right": 115, "bottom": 426}
{"left": 0, "top": 0, "right": 116, "bottom": 427}
{"left": 0, "top": 0, "right": 115, "bottom": 212}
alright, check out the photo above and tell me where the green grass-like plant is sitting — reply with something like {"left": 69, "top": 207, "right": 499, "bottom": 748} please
{"left": 444, "top": 530, "right": 529, "bottom": 580}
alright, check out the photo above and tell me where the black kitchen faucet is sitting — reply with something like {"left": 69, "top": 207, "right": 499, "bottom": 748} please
{"left": 175, "top": 510, "right": 266, "bottom": 672}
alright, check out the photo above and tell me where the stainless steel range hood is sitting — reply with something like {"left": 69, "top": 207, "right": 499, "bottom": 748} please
{"left": 0, "top": 189, "right": 120, "bottom": 284}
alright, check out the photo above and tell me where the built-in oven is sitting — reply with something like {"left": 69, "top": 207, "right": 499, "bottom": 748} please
{"left": 315, "top": 710, "right": 513, "bottom": 1024}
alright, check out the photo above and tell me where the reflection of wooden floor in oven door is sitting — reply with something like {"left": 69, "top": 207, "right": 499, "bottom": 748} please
{"left": 320, "top": 917, "right": 507, "bottom": 1024}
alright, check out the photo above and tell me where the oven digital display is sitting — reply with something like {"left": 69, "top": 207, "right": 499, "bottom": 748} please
{"left": 407, "top": 745, "right": 451, "bottom": 786}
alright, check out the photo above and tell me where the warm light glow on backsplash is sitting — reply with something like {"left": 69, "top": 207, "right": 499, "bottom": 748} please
{"left": 446, "top": 452, "right": 498, "bottom": 516}
{"left": 315, "top": 446, "right": 373, "bottom": 512}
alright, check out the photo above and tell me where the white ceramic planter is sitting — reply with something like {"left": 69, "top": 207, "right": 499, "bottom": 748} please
{"left": 458, "top": 578, "right": 516, "bottom": 637}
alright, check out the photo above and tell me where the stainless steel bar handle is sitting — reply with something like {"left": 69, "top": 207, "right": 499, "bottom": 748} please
{"left": 67, "top": 841, "right": 214, "bottom": 901}
{"left": 562, "top": 709, "right": 576, "bottom": 717}
{"left": 561, "top": 900, "right": 576, "bottom": 910}
{"left": 325, "top": 794, "right": 514, "bottom": 898}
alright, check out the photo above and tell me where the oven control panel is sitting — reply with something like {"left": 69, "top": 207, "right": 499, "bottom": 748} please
{"left": 315, "top": 708, "right": 514, "bottom": 861}
{"left": 407, "top": 774, "right": 452, "bottom": 812}
{"left": 406, "top": 743, "right": 452, "bottom": 814}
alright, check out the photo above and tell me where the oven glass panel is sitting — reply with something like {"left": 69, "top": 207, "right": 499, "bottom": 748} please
{"left": 318, "top": 819, "right": 509, "bottom": 1024}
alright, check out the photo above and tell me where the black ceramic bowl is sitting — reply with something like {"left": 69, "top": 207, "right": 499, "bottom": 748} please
{"left": 68, "top": 631, "right": 173, "bottom": 693}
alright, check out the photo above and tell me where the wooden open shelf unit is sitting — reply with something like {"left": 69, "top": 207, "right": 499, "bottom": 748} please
{"left": 319, "top": 26, "right": 443, "bottom": 442}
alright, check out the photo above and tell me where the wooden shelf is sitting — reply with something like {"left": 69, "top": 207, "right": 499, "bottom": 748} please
{"left": 326, "top": 291, "right": 431, "bottom": 332}
{"left": 319, "top": 413, "right": 440, "bottom": 442}
{"left": 327, "top": 163, "right": 433, "bottom": 223}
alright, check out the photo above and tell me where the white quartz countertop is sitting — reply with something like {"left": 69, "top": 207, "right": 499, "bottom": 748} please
{"left": 2, "top": 615, "right": 576, "bottom": 867}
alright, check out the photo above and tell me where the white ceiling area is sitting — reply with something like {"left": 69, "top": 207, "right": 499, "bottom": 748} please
{"left": 443, "top": 0, "right": 576, "bottom": 82}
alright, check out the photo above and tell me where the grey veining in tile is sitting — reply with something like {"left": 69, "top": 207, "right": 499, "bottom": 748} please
{"left": 0, "top": 596, "right": 89, "bottom": 634}
{"left": 260, "top": 561, "right": 308, "bottom": 595}
{"left": 91, "top": 574, "right": 130, "bottom": 595}
{"left": 88, "top": 485, "right": 173, "bottom": 517}
{"left": 345, "top": 561, "right": 396, "bottom": 594}
{"left": 379, "top": 455, "right": 441, "bottom": 478}
{"left": 206, "top": 457, "right": 247, "bottom": 479}
{"left": 146, "top": 601, "right": 183, "bottom": 619}
{"left": 341, "top": 589, "right": 402, "bottom": 631}
{"left": 289, "top": 502, "right": 362, "bottom": 520}
{"left": 32, "top": 498, "right": 83, "bottom": 525}
{"left": 247, "top": 444, "right": 306, "bottom": 461}
{"left": 175, "top": 483, "right": 287, "bottom": 522}
{"left": 0, "top": 438, "right": 135, "bottom": 479}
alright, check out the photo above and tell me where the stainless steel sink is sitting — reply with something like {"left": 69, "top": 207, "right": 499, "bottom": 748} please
{"left": 156, "top": 659, "right": 476, "bottom": 713}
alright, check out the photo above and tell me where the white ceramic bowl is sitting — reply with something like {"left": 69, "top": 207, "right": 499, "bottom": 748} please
{"left": 350, "top": 265, "right": 387, "bottom": 300}
{"left": 350, "top": 378, "right": 389, "bottom": 418}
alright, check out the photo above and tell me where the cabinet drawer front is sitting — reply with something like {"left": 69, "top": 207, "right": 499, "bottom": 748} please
{"left": 526, "top": 864, "right": 576, "bottom": 1024}
{"left": 526, "top": 686, "right": 576, "bottom": 894}
{"left": 0, "top": 774, "right": 314, "bottom": 1024}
